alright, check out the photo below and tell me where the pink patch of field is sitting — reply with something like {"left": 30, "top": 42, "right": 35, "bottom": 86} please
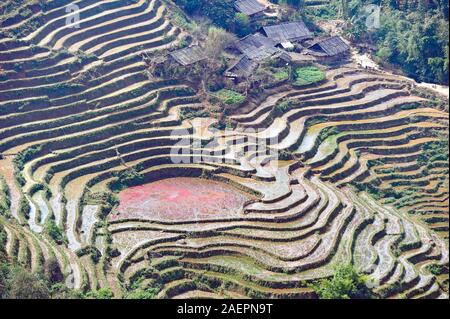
{"left": 112, "top": 178, "right": 252, "bottom": 222}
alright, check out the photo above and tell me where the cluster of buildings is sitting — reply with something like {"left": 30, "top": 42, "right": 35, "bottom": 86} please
{"left": 168, "top": 0, "right": 351, "bottom": 80}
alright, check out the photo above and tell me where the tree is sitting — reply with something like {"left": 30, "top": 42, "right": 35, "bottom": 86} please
{"left": 45, "top": 219, "right": 65, "bottom": 244}
{"left": 234, "top": 13, "right": 251, "bottom": 37}
{"left": 174, "top": 0, "right": 236, "bottom": 31}
{"left": 204, "top": 27, "right": 236, "bottom": 60}
{"left": 45, "top": 258, "right": 64, "bottom": 284}
{"left": 8, "top": 269, "right": 50, "bottom": 299}
{"left": 333, "top": 0, "right": 449, "bottom": 84}
{"left": 197, "top": 27, "right": 236, "bottom": 95}
{"left": 311, "top": 264, "right": 373, "bottom": 299}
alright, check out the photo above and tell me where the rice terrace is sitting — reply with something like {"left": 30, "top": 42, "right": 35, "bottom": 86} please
{"left": 0, "top": 0, "right": 448, "bottom": 300}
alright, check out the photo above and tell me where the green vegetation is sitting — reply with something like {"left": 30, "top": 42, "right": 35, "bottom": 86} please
{"left": 83, "top": 191, "right": 119, "bottom": 219}
{"left": 1, "top": 224, "right": 70, "bottom": 299}
{"left": 85, "top": 288, "right": 114, "bottom": 299}
{"left": 0, "top": 178, "right": 11, "bottom": 217}
{"left": 173, "top": 0, "right": 252, "bottom": 35}
{"left": 179, "top": 107, "right": 210, "bottom": 121}
{"left": 310, "top": 264, "right": 373, "bottom": 299}
{"left": 1, "top": 267, "right": 50, "bottom": 299}
{"left": 45, "top": 219, "right": 66, "bottom": 245}
{"left": 110, "top": 168, "right": 144, "bottom": 192}
{"left": 278, "top": 150, "right": 294, "bottom": 161}
{"left": 272, "top": 68, "right": 290, "bottom": 81}
{"left": 18, "top": 196, "right": 30, "bottom": 220}
{"left": 0, "top": 0, "right": 447, "bottom": 301}
{"left": 76, "top": 246, "right": 102, "bottom": 264}
{"left": 13, "top": 145, "right": 42, "bottom": 186}
{"left": 310, "top": 0, "right": 449, "bottom": 84}
{"left": 125, "top": 266, "right": 163, "bottom": 299}
{"left": 417, "top": 138, "right": 449, "bottom": 167}
{"left": 358, "top": 135, "right": 449, "bottom": 208}
{"left": 426, "top": 264, "right": 447, "bottom": 276}
{"left": 126, "top": 287, "right": 159, "bottom": 299}
{"left": 273, "top": 100, "right": 293, "bottom": 116}
{"left": 293, "top": 66, "right": 325, "bottom": 86}
{"left": 318, "top": 126, "right": 341, "bottom": 143}
{"left": 234, "top": 12, "right": 251, "bottom": 37}
{"left": 213, "top": 89, "right": 246, "bottom": 106}
{"left": 373, "top": 6, "right": 449, "bottom": 84}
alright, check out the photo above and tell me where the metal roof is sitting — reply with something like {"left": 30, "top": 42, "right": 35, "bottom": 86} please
{"left": 234, "top": 0, "right": 266, "bottom": 16}
{"left": 235, "top": 33, "right": 279, "bottom": 61}
{"left": 308, "top": 36, "right": 350, "bottom": 57}
{"left": 226, "top": 55, "right": 258, "bottom": 78}
{"left": 169, "top": 45, "right": 207, "bottom": 66}
{"left": 262, "top": 21, "right": 313, "bottom": 44}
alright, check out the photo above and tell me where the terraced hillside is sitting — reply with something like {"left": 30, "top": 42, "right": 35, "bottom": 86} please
{"left": 0, "top": 0, "right": 448, "bottom": 299}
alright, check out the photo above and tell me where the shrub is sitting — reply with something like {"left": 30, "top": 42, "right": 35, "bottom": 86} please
{"left": 427, "top": 264, "right": 447, "bottom": 276}
{"left": 18, "top": 197, "right": 30, "bottom": 220}
{"left": 179, "top": 107, "right": 210, "bottom": 121}
{"left": 310, "top": 264, "right": 373, "bottom": 299}
{"left": 7, "top": 269, "right": 50, "bottom": 299}
{"left": 273, "top": 100, "right": 292, "bottom": 116}
{"left": 45, "top": 258, "right": 64, "bottom": 284}
{"left": 86, "top": 287, "right": 114, "bottom": 299}
{"left": 272, "top": 68, "right": 290, "bottom": 81}
{"left": 279, "top": 150, "right": 294, "bottom": 161}
{"left": 110, "top": 168, "right": 144, "bottom": 192}
{"left": 126, "top": 288, "right": 159, "bottom": 299}
{"left": 45, "top": 220, "right": 66, "bottom": 244}
{"left": 76, "top": 247, "right": 102, "bottom": 264}
{"left": 0, "top": 178, "right": 11, "bottom": 217}
{"left": 213, "top": 89, "right": 246, "bottom": 106}
{"left": 318, "top": 126, "right": 340, "bottom": 143}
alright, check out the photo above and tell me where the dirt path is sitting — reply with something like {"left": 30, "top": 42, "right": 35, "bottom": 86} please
{"left": 351, "top": 50, "right": 449, "bottom": 99}
{"left": 316, "top": 19, "right": 449, "bottom": 99}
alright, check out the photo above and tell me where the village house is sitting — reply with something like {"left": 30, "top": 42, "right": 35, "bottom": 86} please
{"left": 233, "top": 33, "right": 279, "bottom": 61}
{"left": 225, "top": 55, "right": 258, "bottom": 80}
{"left": 234, "top": 0, "right": 268, "bottom": 20}
{"left": 306, "top": 36, "right": 350, "bottom": 61}
{"left": 261, "top": 21, "right": 313, "bottom": 50}
{"left": 169, "top": 45, "right": 207, "bottom": 66}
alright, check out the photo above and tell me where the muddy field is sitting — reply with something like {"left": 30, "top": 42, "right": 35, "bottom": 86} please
{"left": 113, "top": 178, "right": 253, "bottom": 221}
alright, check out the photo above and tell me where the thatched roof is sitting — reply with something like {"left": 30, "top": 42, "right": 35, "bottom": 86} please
{"left": 169, "top": 45, "right": 206, "bottom": 66}
{"left": 234, "top": 0, "right": 266, "bottom": 16}
{"left": 308, "top": 36, "right": 350, "bottom": 57}
{"left": 235, "top": 33, "right": 279, "bottom": 61}
{"left": 226, "top": 55, "right": 258, "bottom": 78}
{"left": 262, "top": 21, "right": 313, "bottom": 44}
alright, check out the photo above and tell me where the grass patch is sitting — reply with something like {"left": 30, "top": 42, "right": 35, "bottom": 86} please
{"left": 272, "top": 68, "right": 289, "bottom": 81}
{"left": 213, "top": 89, "right": 246, "bottom": 106}
{"left": 294, "top": 66, "right": 325, "bottom": 86}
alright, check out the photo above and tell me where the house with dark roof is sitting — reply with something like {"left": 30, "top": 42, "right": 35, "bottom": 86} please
{"left": 225, "top": 55, "right": 258, "bottom": 79}
{"left": 234, "top": 33, "right": 279, "bottom": 61}
{"left": 234, "top": 0, "right": 267, "bottom": 18}
{"left": 261, "top": 21, "right": 313, "bottom": 48}
{"left": 307, "top": 36, "right": 350, "bottom": 59}
{"left": 169, "top": 45, "right": 207, "bottom": 66}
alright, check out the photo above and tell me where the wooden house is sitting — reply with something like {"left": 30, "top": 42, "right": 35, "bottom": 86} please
{"left": 234, "top": 0, "right": 267, "bottom": 20}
